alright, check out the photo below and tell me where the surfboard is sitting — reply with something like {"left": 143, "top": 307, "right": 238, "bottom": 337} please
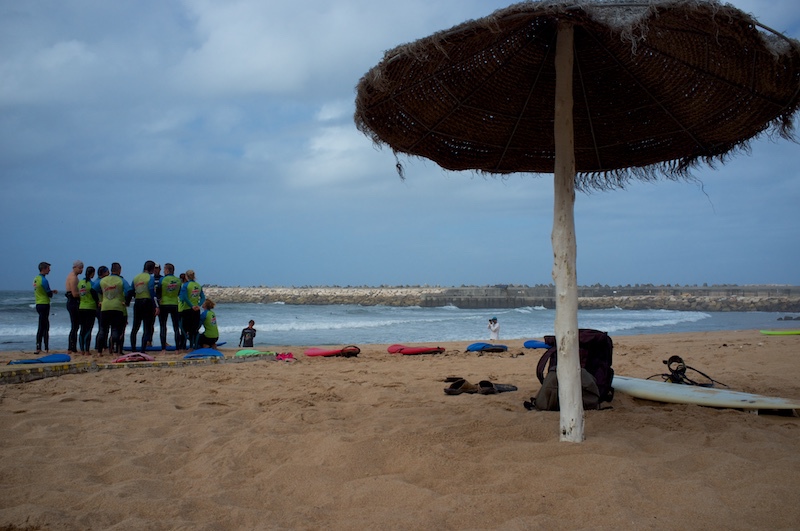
{"left": 387, "top": 344, "right": 445, "bottom": 355}
{"left": 183, "top": 349, "right": 224, "bottom": 359}
{"left": 523, "top": 340, "right": 550, "bottom": 349}
{"left": 7, "top": 353, "right": 72, "bottom": 365}
{"left": 235, "top": 349, "right": 276, "bottom": 357}
{"left": 304, "top": 346, "right": 360, "bottom": 357}
{"left": 760, "top": 330, "right": 800, "bottom": 335}
{"left": 613, "top": 375, "right": 800, "bottom": 412}
{"left": 466, "top": 342, "right": 508, "bottom": 353}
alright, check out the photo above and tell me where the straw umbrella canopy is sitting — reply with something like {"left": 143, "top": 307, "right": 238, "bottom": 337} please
{"left": 354, "top": 0, "right": 800, "bottom": 441}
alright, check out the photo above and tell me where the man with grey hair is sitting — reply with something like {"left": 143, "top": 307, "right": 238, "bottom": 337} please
{"left": 65, "top": 260, "right": 84, "bottom": 353}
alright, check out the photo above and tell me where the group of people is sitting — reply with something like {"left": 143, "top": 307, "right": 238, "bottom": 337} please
{"left": 34, "top": 260, "right": 220, "bottom": 355}
{"left": 35, "top": 259, "right": 495, "bottom": 354}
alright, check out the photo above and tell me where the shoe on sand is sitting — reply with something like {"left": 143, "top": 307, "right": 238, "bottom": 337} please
{"left": 444, "top": 379, "right": 479, "bottom": 395}
{"left": 477, "top": 380, "right": 518, "bottom": 394}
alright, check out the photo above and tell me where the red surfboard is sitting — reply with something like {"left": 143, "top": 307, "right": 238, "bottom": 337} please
{"left": 387, "top": 344, "right": 445, "bottom": 355}
{"left": 304, "top": 345, "right": 360, "bottom": 357}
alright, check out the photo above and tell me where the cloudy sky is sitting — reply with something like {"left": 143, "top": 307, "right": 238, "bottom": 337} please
{"left": 2, "top": 0, "right": 798, "bottom": 291}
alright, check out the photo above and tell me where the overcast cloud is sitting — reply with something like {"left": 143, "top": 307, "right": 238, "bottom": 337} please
{"left": 1, "top": 0, "right": 798, "bottom": 290}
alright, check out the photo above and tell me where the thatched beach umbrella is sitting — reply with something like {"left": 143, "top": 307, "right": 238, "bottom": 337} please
{"left": 354, "top": 1, "right": 800, "bottom": 441}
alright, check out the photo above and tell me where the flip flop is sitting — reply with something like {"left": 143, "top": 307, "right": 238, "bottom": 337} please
{"left": 444, "top": 379, "right": 479, "bottom": 395}
{"left": 477, "top": 380, "right": 519, "bottom": 394}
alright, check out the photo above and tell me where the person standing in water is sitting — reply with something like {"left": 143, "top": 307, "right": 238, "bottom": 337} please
{"left": 488, "top": 317, "right": 500, "bottom": 341}
{"left": 239, "top": 320, "right": 257, "bottom": 348}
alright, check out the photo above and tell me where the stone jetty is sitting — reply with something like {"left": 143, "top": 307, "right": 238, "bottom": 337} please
{"left": 203, "top": 285, "right": 800, "bottom": 312}
{"left": 203, "top": 286, "right": 447, "bottom": 307}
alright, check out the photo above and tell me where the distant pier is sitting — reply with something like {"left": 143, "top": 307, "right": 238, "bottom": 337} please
{"left": 204, "top": 285, "right": 800, "bottom": 312}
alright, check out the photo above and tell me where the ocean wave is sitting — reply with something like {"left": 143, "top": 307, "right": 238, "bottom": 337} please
{"left": 513, "top": 306, "right": 547, "bottom": 314}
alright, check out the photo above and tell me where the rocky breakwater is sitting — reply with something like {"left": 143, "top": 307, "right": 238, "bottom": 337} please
{"left": 435, "top": 285, "right": 800, "bottom": 311}
{"left": 204, "top": 286, "right": 447, "bottom": 306}
{"left": 203, "top": 286, "right": 800, "bottom": 311}
{"left": 577, "top": 295, "right": 800, "bottom": 312}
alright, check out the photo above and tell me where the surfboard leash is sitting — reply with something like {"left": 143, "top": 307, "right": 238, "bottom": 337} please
{"left": 647, "top": 355, "right": 729, "bottom": 388}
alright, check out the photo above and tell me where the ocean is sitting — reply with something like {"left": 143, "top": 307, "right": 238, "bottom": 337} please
{"left": 1, "top": 290, "right": 797, "bottom": 352}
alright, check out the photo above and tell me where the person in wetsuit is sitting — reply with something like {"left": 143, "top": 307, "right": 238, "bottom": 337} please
{"left": 158, "top": 263, "right": 182, "bottom": 353}
{"left": 93, "top": 266, "right": 109, "bottom": 351}
{"left": 65, "top": 260, "right": 84, "bottom": 353}
{"left": 239, "top": 320, "right": 256, "bottom": 348}
{"left": 77, "top": 266, "right": 99, "bottom": 355}
{"left": 151, "top": 262, "right": 162, "bottom": 347}
{"left": 176, "top": 272, "right": 188, "bottom": 350}
{"left": 130, "top": 260, "right": 159, "bottom": 353}
{"left": 179, "top": 269, "right": 205, "bottom": 350}
{"left": 197, "top": 299, "right": 219, "bottom": 349}
{"left": 33, "top": 261, "right": 57, "bottom": 353}
{"left": 100, "top": 262, "right": 133, "bottom": 355}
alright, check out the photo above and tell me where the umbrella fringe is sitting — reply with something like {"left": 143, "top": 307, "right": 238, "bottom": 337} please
{"left": 375, "top": 118, "right": 796, "bottom": 191}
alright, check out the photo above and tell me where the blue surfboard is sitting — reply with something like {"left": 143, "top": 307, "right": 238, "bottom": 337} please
{"left": 466, "top": 342, "right": 508, "bottom": 353}
{"left": 8, "top": 354, "right": 72, "bottom": 365}
{"left": 523, "top": 340, "right": 550, "bottom": 349}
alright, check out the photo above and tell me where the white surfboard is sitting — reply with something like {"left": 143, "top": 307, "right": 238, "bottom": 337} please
{"left": 613, "top": 375, "right": 800, "bottom": 413}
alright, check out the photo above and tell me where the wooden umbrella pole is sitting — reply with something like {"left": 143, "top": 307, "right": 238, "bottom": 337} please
{"left": 552, "top": 20, "right": 583, "bottom": 442}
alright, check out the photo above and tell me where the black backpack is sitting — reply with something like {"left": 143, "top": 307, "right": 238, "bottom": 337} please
{"left": 530, "top": 329, "right": 615, "bottom": 410}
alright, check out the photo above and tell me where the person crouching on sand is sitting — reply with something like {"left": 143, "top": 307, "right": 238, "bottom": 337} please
{"left": 197, "top": 300, "right": 219, "bottom": 349}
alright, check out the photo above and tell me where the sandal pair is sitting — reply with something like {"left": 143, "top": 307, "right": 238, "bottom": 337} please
{"left": 443, "top": 378, "right": 517, "bottom": 395}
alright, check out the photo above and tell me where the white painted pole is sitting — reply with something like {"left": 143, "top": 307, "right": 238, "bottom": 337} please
{"left": 552, "top": 21, "right": 584, "bottom": 442}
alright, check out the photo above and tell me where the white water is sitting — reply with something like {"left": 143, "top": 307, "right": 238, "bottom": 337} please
{"left": 2, "top": 290, "right": 796, "bottom": 351}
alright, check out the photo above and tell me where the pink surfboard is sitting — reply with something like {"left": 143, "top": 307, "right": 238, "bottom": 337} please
{"left": 304, "top": 345, "right": 360, "bottom": 357}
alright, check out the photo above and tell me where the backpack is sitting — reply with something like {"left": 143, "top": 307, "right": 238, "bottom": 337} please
{"left": 527, "top": 367, "right": 601, "bottom": 411}
{"left": 528, "top": 329, "right": 614, "bottom": 411}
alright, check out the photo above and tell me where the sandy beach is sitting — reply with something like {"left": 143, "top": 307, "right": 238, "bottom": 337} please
{"left": 1, "top": 330, "right": 799, "bottom": 530}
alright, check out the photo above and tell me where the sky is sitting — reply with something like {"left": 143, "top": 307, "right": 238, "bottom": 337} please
{"left": 2, "top": 0, "right": 799, "bottom": 291}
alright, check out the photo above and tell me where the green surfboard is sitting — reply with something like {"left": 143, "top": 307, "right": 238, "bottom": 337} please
{"left": 235, "top": 349, "right": 277, "bottom": 357}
